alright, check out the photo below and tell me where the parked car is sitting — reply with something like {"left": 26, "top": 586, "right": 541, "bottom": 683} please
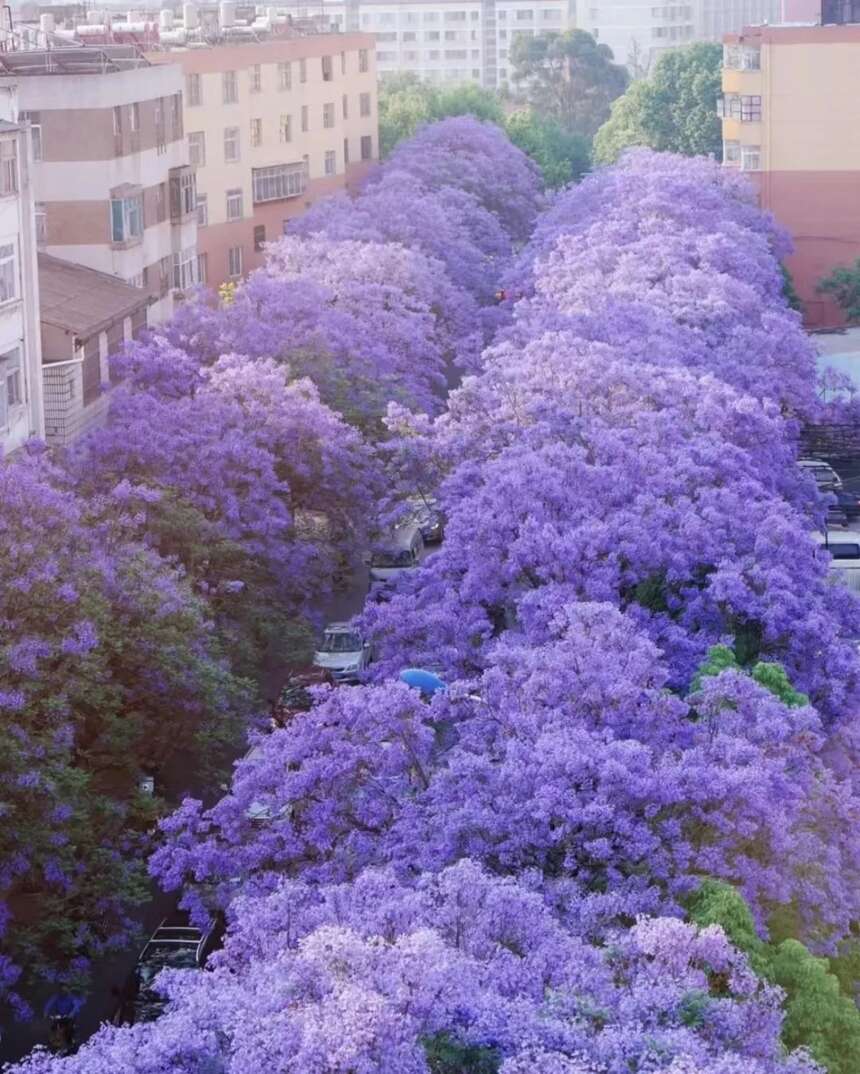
{"left": 798, "top": 458, "right": 843, "bottom": 490}
{"left": 115, "top": 914, "right": 222, "bottom": 1025}
{"left": 815, "top": 530, "right": 860, "bottom": 592}
{"left": 313, "top": 623, "right": 371, "bottom": 683}
{"left": 369, "top": 524, "right": 424, "bottom": 583}
{"left": 271, "top": 667, "right": 334, "bottom": 727}
{"left": 407, "top": 497, "right": 445, "bottom": 545}
{"left": 831, "top": 489, "right": 860, "bottom": 519}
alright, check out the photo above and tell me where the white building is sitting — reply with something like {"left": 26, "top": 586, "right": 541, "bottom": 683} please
{"left": 0, "top": 85, "right": 44, "bottom": 456}
{"left": 575, "top": 0, "right": 781, "bottom": 69}
{"left": 286, "top": 0, "right": 572, "bottom": 89}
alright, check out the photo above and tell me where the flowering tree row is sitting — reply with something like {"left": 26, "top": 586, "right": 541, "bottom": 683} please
{"left": 15, "top": 147, "right": 860, "bottom": 1071}
{"left": 0, "top": 119, "right": 539, "bottom": 1021}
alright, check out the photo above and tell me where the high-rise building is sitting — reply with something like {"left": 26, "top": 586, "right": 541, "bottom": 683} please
{"left": 719, "top": 13, "right": 860, "bottom": 327}
{"left": 0, "top": 89, "right": 44, "bottom": 456}
{"left": 148, "top": 28, "right": 378, "bottom": 287}
{"left": 0, "top": 44, "right": 196, "bottom": 325}
{"left": 284, "top": 0, "right": 571, "bottom": 89}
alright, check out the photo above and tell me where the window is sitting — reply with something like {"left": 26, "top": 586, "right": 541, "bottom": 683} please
{"left": 251, "top": 162, "right": 307, "bottom": 202}
{"left": 169, "top": 166, "right": 196, "bottom": 220}
{"left": 130, "top": 102, "right": 140, "bottom": 132}
{"left": 359, "top": 92, "right": 371, "bottom": 117}
{"left": 278, "top": 61, "right": 291, "bottom": 89}
{"left": 359, "top": 48, "right": 368, "bottom": 72}
{"left": 722, "top": 140, "right": 741, "bottom": 165}
{"left": 324, "top": 149, "right": 336, "bottom": 175}
{"left": 323, "top": 102, "right": 335, "bottom": 128}
{"left": 21, "top": 112, "right": 41, "bottom": 160}
{"left": 343, "top": 136, "right": 350, "bottom": 165}
{"left": 250, "top": 117, "right": 263, "bottom": 147}
{"left": 0, "top": 348, "right": 22, "bottom": 426}
{"left": 0, "top": 244, "right": 17, "bottom": 304}
{"left": 188, "top": 130, "right": 206, "bottom": 167}
{"left": 299, "top": 58, "right": 307, "bottom": 83}
{"left": 360, "top": 134, "right": 373, "bottom": 161}
{"left": 196, "top": 192, "right": 208, "bottom": 226}
{"left": 426, "top": 29, "right": 440, "bottom": 40}
{"left": 340, "top": 50, "right": 346, "bottom": 74}
{"left": 228, "top": 245, "right": 243, "bottom": 278}
{"left": 186, "top": 72, "right": 202, "bottom": 107}
{"left": 223, "top": 70, "right": 238, "bottom": 104}
{"left": 280, "top": 114, "right": 292, "bottom": 143}
{"left": 741, "top": 144, "right": 761, "bottom": 171}
{"left": 516, "top": 8, "right": 534, "bottom": 18}
{"left": 403, "top": 30, "right": 416, "bottom": 40}
{"left": 197, "top": 252, "right": 208, "bottom": 284}
{"left": 172, "top": 247, "right": 197, "bottom": 290}
{"left": 155, "top": 182, "right": 166, "bottom": 223}
{"left": 35, "top": 202, "right": 46, "bottom": 243}
{"left": 322, "top": 54, "right": 333, "bottom": 81}
{"left": 0, "top": 140, "right": 17, "bottom": 196}
{"left": 113, "top": 104, "right": 123, "bottom": 137}
{"left": 740, "top": 95, "right": 762, "bottom": 122}
{"left": 444, "top": 9, "right": 466, "bottom": 19}
{"left": 224, "top": 126, "right": 240, "bottom": 162}
{"left": 301, "top": 105, "right": 309, "bottom": 133}
{"left": 249, "top": 63, "right": 261, "bottom": 92}
{"left": 226, "top": 188, "right": 243, "bottom": 220}
{"left": 170, "top": 93, "right": 183, "bottom": 139}
{"left": 342, "top": 93, "right": 348, "bottom": 119}
{"left": 254, "top": 224, "right": 266, "bottom": 251}
{"left": 110, "top": 194, "right": 143, "bottom": 244}
{"left": 155, "top": 99, "right": 166, "bottom": 152}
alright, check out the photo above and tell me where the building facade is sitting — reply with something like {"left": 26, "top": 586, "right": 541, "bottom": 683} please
{"left": 720, "top": 17, "right": 860, "bottom": 326}
{"left": 0, "top": 45, "right": 197, "bottom": 325}
{"left": 0, "top": 88, "right": 44, "bottom": 456}
{"left": 149, "top": 32, "right": 378, "bottom": 287}
{"left": 286, "top": 0, "right": 570, "bottom": 88}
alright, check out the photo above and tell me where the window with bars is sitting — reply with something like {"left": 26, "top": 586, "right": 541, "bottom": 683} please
{"left": 251, "top": 162, "right": 307, "bottom": 203}
{"left": 278, "top": 61, "right": 291, "bottom": 89}
{"left": 186, "top": 72, "right": 202, "bottom": 107}
{"left": 0, "top": 140, "right": 17, "bottom": 196}
{"left": 226, "top": 188, "right": 244, "bottom": 220}
{"left": 250, "top": 117, "right": 263, "bottom": 147}
{"left": 249, "top": 64, "right": 262, "bottom": 92}
{"left": 224, "top": 126, "right": 240, "bottom": 162}
{"left": 223, "top": 70, "right": 238, "bottom": 104}
{"left": 188, "top": 130, "right": 205, "bottom": 167}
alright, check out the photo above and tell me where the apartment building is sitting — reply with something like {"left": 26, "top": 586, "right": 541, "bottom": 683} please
{"left": 149, "top": 31, "right": 378, "bottom": 287}
{"left": 720, "top": 12, "right": 860, "bottom": 326}
{"left": 576, "top": 0, "right": 780, "bottom": 68}
{"left": 0, "top": 88, "right": 44, "bottom": 456}
{"left": 285, "top": 0, "right": 570, "bottom": 88}
{"left": 0, "top": 44, "right": 197, "bottom": 324}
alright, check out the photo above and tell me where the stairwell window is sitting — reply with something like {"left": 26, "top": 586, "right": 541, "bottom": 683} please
{"left": 250, "top": 117, "right": 263, "bottom": 148}
{"left": 0, "top": 140, "right": 17, "bottom": 196}
{"left": 224, "top": 126, "right": 240, "bottom": 162}
{"left": 249, "top": 64, "right": 261, "bottom": 93}
{"left": 188, "top": 130, "right": 205, "bottom": 167}
{"left": 226, "top": 188, "right": 244, "bottom": 220}
{"left": 278, "top": 61, "right": 291, "bottom": 89}
{"left": 323, "top": 102, "right": 335, "bottom": 128}
{"left": 223, "top": 70, "right": 238, "bottom": 104}
{"left": 186, "top": 72, "right": 202, "bottom": 107}
{"left": 324, "top": 149, "right": 336, "bottom": 175}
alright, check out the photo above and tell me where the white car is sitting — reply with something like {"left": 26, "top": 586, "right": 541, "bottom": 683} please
{"left": 313, "top": 623, "right": 371, "bottom": 682}
{"left": 814, "top": 530, "right": 860, "bottom": 592}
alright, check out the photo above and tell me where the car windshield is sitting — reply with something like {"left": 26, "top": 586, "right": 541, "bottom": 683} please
{"left": 827, "top": 543, "right": 860, "bottom": 560}
{"left": 371, "top": 549, "right": 413, "bottom": 567}
{"left": 319, "top": 631, "right": 362, "bottom": 653}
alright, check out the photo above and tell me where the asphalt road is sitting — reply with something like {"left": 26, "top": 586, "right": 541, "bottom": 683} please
{"left": 0, "top": 565, "right": 372, "bottom": 1066}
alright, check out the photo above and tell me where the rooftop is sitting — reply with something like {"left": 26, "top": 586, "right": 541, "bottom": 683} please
{"left": 39, "top": 253, "right": 150, "bottom": 344}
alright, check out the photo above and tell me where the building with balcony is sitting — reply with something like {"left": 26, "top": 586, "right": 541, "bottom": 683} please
{"left": 0, "top": 43, "right": 197, "bottom": 324}
{"left": 282, "top": 0, "right": 570, "bottom": 89}
{"left": 147, "top": 25, "right": 378, "bottom": 287}
{"left": 720, "top": 19, "right": 860, "bottom": 326}
{"left": 0, "top": 89, "right": 44, "bottom": 456}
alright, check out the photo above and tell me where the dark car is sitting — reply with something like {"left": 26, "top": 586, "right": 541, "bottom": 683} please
{"left": 113, "top": 914, "right": 223, "bottom": 1025}
{"left": 832, "top": 490, "right": 860, "bottom": 520}
{"left": 409, "top": 499, "right": 444, "bottom": 544}
{"left": 271, "top": 667, "right": 334, "bottom": 727}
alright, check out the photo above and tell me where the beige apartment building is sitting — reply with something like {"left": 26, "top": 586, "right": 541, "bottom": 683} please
{"left": 720, "top": 10, "right": 860, "bottom": 326}
{"left": 149, "top": 32, "right": 378, "bottom": 287}
{"left": 0, "top": 44, "right": 197, "bottom": 325}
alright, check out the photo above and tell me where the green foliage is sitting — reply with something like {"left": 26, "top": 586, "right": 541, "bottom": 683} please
{"left": 817, "top": 258, "right": 860, "bottom": 322}
{"left": 510, "top": 29, "right": 628, "bottom": 138}
{"left": 423, "top": 1032, "right": 501, "bottom": 1074}
{"left": 593, "top": 43, "right": 722, "bottom": 164}
{"left": 781, "top": 264, "right": 802, "bottom": 312}
{"left": 690, "top": 644, "right": 809, "bottom": 707}
{"left": 378, "top": 75, "right": 504, "bottom": 159}
{"left": 505, "top": 109, "right": 591, "bottom": 187}
{"left": 688, "top": 880, "right": 860, "bottom": 1074}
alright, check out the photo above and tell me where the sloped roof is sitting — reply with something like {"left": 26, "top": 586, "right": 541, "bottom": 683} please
{"left": 38, "top": 253, "right": 150, "bottom": 340}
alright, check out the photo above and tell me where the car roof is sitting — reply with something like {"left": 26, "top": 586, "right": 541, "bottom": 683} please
{"left": 323, "top": 622, "right": 359, "bottom": 633}
{"left": 375, "top": 522, "right": 423, "bottom": 549}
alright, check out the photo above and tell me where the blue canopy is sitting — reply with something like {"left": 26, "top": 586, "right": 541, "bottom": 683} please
{"left": 399, "top": 668, "right": 446, "bottom": 697}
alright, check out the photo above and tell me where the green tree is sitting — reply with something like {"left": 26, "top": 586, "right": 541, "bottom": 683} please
{"left": 378, "top": 73, "right": 435, "bottom": 157}
{"left": 690, "top": 644, "right": 809, "bottom": 707}
{"left": 818, "top": 258, "right": 860, "bottom": 322}
{"left": 782, "top": 264, "right": 802, "bottom": 312}
{"left": 593, "top": 42, "right": 722, "bottom": 164}
{"left": 432, "top": 83, "right": 504, "bottom": 125}
{"left": 505, "top": 109, "right": 591, "bottom": 188}
{"left": 689, "top": 880, "right": 860, "bottom": 1074}
{"left": 509, "top": 29, "right": 629, "bottom": 139}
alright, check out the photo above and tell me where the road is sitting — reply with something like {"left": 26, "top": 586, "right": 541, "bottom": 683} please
{"left": 0, "top": 565, "right": 371, "bottom": 1066}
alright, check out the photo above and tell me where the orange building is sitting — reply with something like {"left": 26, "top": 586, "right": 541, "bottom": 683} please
{"left": 721, "top": 18, "right": 860, "bottom": 327}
